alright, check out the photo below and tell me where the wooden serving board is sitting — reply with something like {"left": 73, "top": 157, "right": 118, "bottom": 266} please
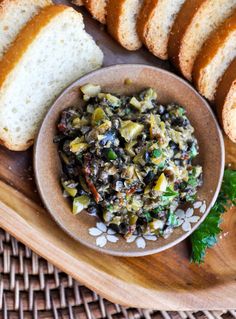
{"left": 0, "top": 1, "right": 236, "bottom": 310}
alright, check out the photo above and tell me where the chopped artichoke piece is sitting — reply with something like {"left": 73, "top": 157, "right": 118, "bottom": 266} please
{"left": 130, "top": 97, "right": 141, "bottom": 110}
{"left": 149, "top": 114, "right": 159, "bottom": 139}
{"left": 80, "top": 84, "right": 101, "bottom": 98}
{"left": 106, "top": 93, "right": 120, "bottom": 106}
{"left": 98, "top": 93, "right": 121, "bottom": 107}
{"left": 70, "top": 137, "right": 88, "bottom": 154}
{"left": 103, "top": 209, "right": 113, "bottom": 222}
{"left": 133, "top": 149, "right": 146, "bottom": 166}
{"left": 73, "top": 195, "right": 90, "bottom": 214}
{"left": 129, "top": 214, "right": 138, "bottom": 225}
{"left": 62, "top": 180, "right": 78, "bottom": 197}
{"left": 119, "top": 120, "right": 144, "bottom": 142}
{"left": 151, "top": 157, "right": 163, "bottom": 165}
{"left": 72, "top": 117, "right": 89, "bottom": 128}
{"left": 144, "top": 88, "right": 157, "bottom": 101}
{"left": 125, "top": 141, "right": 137, "bottom": 157}
{"left": 195, "top": 166, "right": 202, "bottom": 178}
{"left": 130, "top": 197, "right": 143, "bottom": 211}
{"left": 153, "top": 173, "right": 168, "bottom": 192}
{"left": 144, "top": 184, "right": 151, "bottom": 195}
{"left": 97, "top": 120, "right": 112, "bottom": 134}
{"left": 92, "top": 107, "right": 107, "bottom": 126}
{"left": 149, "top": 219, "right": 164, "bottom": 231}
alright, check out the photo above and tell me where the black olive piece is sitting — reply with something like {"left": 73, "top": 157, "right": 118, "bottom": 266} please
{"left": 143, "top": 151, "right": 150, "bottom": 162}
{"left": 174, "top": 159, "right": 183, "bottom": 166}
{"left": 77, "top": 188, "right": 87, "bottom": 196}
{"left": 187, "top": 140, "right": 194, "bottom": 150}
{"left": 169, "top": 141, "right": 179, "bottom": 151}
{"left": 136, "top": 217, "right": 146, "bottom": 226}
{"left": 170, "top": 114, "right": 177, "bottom": 123}
{"left": 62, "top": 140, "right": 71, "bottom": 154}
{"left": 119, "top": 222, "right": 128, "bottom": 235}
{"left": 65, "top": 166, "right": 78, "bottom": 178}
{"left": 135, "top": 188, "right": 143, "bottom": 194}
{"left": 156, "top": 104, "right": 165, "bottom": 115}
{"left": 161, "top": 113, "right": 170, "bottom": 121}
{"left": 136, "top": 225, "right": 142, "bottom": 236}
{"left": 179, "top": 181, "right": 187, "bottom": 190}
{"left": 144, "top": 171, "right": 155, "bottom": 184}
{"left": 172, "top": 117, "right": 189, "bottom": 127}
{"left": 99, "top": 130, "right": 116, "bottom": 146}
{"left": 109, "top": 223, "right": 120, "bottom": 233}
{"left": 88, "top": 206, "right": 99, "bottom": 216}
{"left": 54, "top": 134, "right": 66, "bottom": 143}
{"left": 113, "top": 180, "right": 124, "bottom": 192}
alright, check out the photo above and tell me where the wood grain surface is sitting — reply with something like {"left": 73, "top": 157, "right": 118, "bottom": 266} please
{"left": 0, "top": 1, "right": 235, "bottom": 310}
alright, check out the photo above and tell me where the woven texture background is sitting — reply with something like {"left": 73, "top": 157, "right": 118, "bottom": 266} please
{"left": 0, "top": 228, "right": 236, "bottom": 319}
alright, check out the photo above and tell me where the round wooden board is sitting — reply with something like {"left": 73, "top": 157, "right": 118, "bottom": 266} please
{"left": 0, "top": 0, "right": 235, "bottom": 310}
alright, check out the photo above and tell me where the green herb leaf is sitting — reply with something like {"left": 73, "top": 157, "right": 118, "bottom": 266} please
{"left": 162, "top": 187, "right": 178, "bottom": 200}
{"left": 167, "top": 211, "right": 178, "bottom": 227}
{"left": 190, "top": 145, "right": 198, "bottom": 158}
{"left": 178, "top": 107, "right": 185, "bottom": 116}
{"left": 143, "top": 211, "right": 152, "bottom": 223}
{"left": 152, "top": 149, "right": 162, "bottom": 158}
{"left": 190, "top": 169, "right": 236, "bottom": 264}
{"left": 188, "top": 175, "right": 198, "bottom": 187}
{"left": 106, "top": 148, "right": 118, "bottom": 161}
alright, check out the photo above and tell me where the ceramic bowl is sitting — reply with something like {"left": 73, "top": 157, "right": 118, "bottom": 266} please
{"left": 34, "top": 64, "right": 225, "bottom": 256}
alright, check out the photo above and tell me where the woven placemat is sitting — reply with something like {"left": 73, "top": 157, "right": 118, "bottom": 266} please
{"left": 0, "top": 228, "right": 235, "bottom": 319}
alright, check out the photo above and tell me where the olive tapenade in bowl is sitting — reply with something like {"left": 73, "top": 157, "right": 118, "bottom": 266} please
{"left": 34, "top": 64, "right": 224, "bottom": 256}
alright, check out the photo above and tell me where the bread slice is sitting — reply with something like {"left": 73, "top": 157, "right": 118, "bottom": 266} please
{"left": 168, "top": 0, "right": 236, "bottom": 81}
{"left": 107, "top": 0, "right": 144, "bottom": 51}
{"left": 0, "top": 5, "right": 103, "bottom": 151}
{"left": 84, "top": 0, "right": 107, "bottom": 24}
{"left": 72, "top": 0, "right": 84, "bottom": 5}
{"left": 0, "top": 0, "right": 52, "bottom": 60}
{"left": 215, "top": 59, "right": 236, "bottom": 143}
{"left": 137, "top": 0, "right": 185, "bottom": 60}
{"left": 193, "top": 12, "right": 236, "bottom": 101}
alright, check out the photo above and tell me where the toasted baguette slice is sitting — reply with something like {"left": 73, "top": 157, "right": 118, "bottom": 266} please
{"left": 137, "top": 0, "right": 185, "bottom": 60}
{"left": 168, "top": 0, "right": 236, "bottom": 81}
{"left": 0, "top": 5, "right": 103, "bottom": 151}
{"left": 107, "top": 0, "right": 144, "bottom": 51}
{"left": 84, "top": 0, "right": 107, "bottom": 24}
{"left": 215, "top": 59, "right": 236, "bottom": 143}
{"left": 0, "top": 0, "right": 52, "bottom": 59}
{"left": 193, "top": 12, "right": 236, "bottom": 101}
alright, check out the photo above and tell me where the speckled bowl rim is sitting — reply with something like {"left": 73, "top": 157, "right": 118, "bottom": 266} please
{"left": 34, "top": 64, "right": 225, "bottom": 257}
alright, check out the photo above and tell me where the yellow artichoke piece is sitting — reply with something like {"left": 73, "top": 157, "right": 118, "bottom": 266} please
{"left": 119, "top": 120, "right": 144, "bottom": 142}
{"left": 70, "top": 137, "right": 88, "bottom": 154}
{"left": 80, "top": 84, "right": 101, "bottom": 98}
{"left": 62, "top": 181, "right": 77, "bottom": 197}
{"left": 92, "top": 107, "right": 107, "bottom": 126}
{"left": 153, "top": 173, "right": 168, "bottom": 192}
{"left": 73, "top": 195, "right": 90, "bottom": 215}
{"left": 149, "top": 219, "right": 164, "bottom": 231}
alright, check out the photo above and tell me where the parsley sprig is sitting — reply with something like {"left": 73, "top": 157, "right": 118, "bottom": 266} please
{"left": 190, "top": 169, "right": 236, "bottom": 264}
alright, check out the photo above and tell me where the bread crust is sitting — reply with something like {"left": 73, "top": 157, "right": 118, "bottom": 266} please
{"left": 192, "top": 12, "right": 236, "bottom": 95}
{"left": 0, "top": 5, "right": 77, "bottom": 151}
{"left": 0, "top": 5, "right": 71, "bottom": 88}
{"left": 107, "top": 0, "right": 142, "bottom": 51}
{"left": 215, "top": 59, "right": 236, "bottom": 142}
{"left": 168, "top": 0, "right": 207, "bottom": 76}
{"left": 137, "top": 0, "right": 158, "bottom": 45}
{"left": 0, "top": 0, "right": 52, "bottom": 14}
{"left": 84, "top": 0, "right": 107, "bottom": 24}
